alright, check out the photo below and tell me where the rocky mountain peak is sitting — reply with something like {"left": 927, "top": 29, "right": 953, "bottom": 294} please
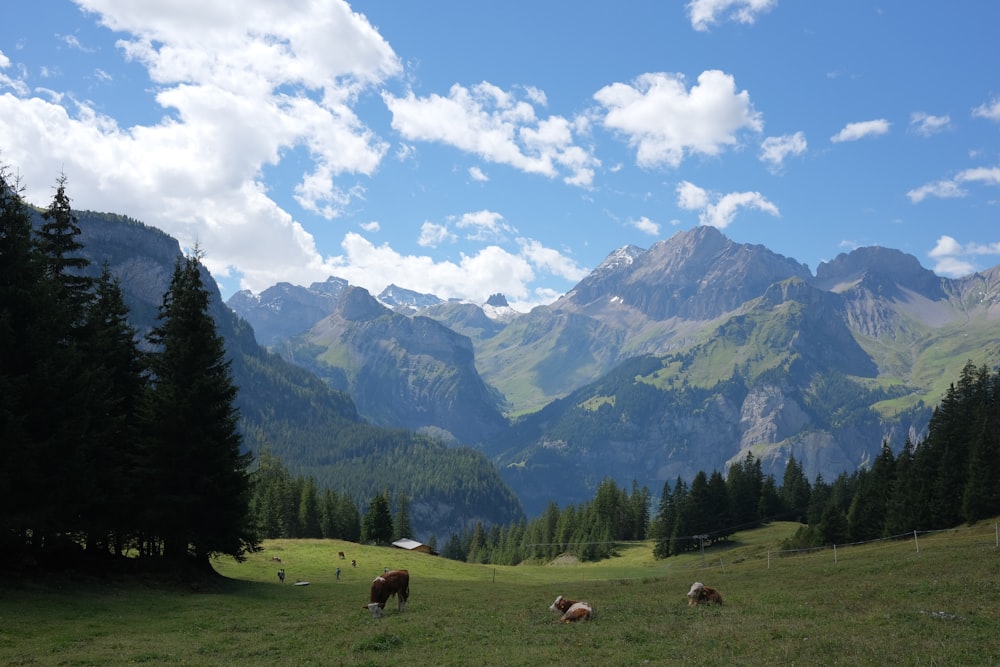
{"left": 563, "top": 225, "right": 812, "bottom": 321}
{"left": 378, "top": 284, "right": 443, "bottom": 312}
{"left": 338, "top": 285, "right": 389, "bottom": 322}
{"left": 814, "top": 246, "right": 944, "bottom": 300}
{"left": 485, "top": 293, "right": 509, "bottom": 307}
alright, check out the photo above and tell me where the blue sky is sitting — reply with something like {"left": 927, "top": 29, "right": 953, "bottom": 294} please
{"left": 2, "top": 1, "right": 999, "bottom": 310}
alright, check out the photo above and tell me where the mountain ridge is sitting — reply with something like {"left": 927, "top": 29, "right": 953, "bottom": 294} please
{"left": 228, "top": 225, "right": 1000, "bottom": 514}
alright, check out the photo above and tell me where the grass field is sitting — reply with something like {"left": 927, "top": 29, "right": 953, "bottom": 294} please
{"left": 2, "top": 520, "right": 998, "bottom": 666}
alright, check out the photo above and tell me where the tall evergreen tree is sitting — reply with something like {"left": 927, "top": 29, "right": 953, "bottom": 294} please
{"left": 11, "top": 171, "right": 96, "bottom": 549}
{"left": 884, "top": 436, "right": 922, "bottom": 534}
{"left": 77, "top": 264, "right": 147, "bottom": 555}
{"left": 297, "top": 477, "right": 321, "bottom": 538}
{"left": 781, "top": 455, "right": 812, "bottom": 523}
{"left": 138, "top": 251, "right": 257, "bottom": 565}
{"left": 727, "top": 452, "right": 763, "bottom": 529}
{"left": 0, "top": 165, "right": 53, "bottom": 554}
{"left": 361, "top": 491, "right": 393, "bottom": 545}
{"left": 393, "top": 491, "right": 413, "bottom": 540}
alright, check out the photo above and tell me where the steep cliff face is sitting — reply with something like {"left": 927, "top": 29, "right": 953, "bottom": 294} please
{"left": 228, "top": 277, "right": 348, "bottom": 346}
{"left": 69, "top": 211, "right": 524, "bottom": 536}
{"left": 280, "top": 286, "right": 509, "bottom": 444}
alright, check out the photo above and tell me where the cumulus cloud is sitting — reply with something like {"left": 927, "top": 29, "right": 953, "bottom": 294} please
{"left": 326, "top": 232, "right": 584, "bottom": 310}
{"left": 468, "top": 166, "right": 488, "bottom": 181}
{"left": 687, "top": 0, "right": 778, "bottom": 32}
{"left": 906, "top": 180, "right": 966, "bottom": 203}
{"left": 972, "top": 98, "right": 1000, "bottom": 122}
{"left": 594, "top": 70, "right": 762, "bottom": 168}
{"left": 759, "top": 131, "right": 806, "bottom": 172}
{"left": 907, "top": 166, "right": 1000, "bottom": 202}
{"left": 630, "top": 216, "right": 660, "bottom": 236}
{"left": 455, "top": 209, "right": 515, "bottom": 241}
{"left": 0, "top": 49, "right": 30, "bottom": 95}
{"left": 676, "top": 180, "right": 779, "bottom": 228}
{"left": 0, "top": 0, "right": 401, "bottom": 294}
{"left": 928, "top": 235, "right": 1000, "bottom": 277}
{"left": 909, "top": 112, "right": 951, "bottom": 136}
{"left": 831, "top": 119, "right": 890, "bottom": 143}
{"left": 383, "top": 82, "right": 598, "bottom": 186}
{"left": 418, "top": 222, "right": 454, "bottom": 247}
{"left": 677, "top": 180, "right": 710, "bottom": 210}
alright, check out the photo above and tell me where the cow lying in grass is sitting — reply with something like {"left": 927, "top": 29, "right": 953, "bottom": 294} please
{"left": 367, "top": 569, "right": 409, "bottom": 618}
{"left": 549, "top": 595, "right": 594, "bottom": 622}
{"left": 687, "top": 581, "right": 723, "bottom": 606}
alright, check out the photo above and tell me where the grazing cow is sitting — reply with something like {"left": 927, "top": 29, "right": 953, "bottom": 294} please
{"left": 687, "top": 582, "right": 723, "bottom": 606}
{"left": 338, "top": 551, "right": 346, "bottom": 559}
{"left": 271, "top": 556, "right": 282, "bottom": 563}
{"left": 277, "top": 568, "right": 285, "bottom": 583}
{"left": 351, "top": 559, "right": 358, "bottom": 568}
{"left": 549, "top": 595, "right": 594, "bottom": 623}
{"left": 367, "top": 569, "right": 409, "bottom": 618}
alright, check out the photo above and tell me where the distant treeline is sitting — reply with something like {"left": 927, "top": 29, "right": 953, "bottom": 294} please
{"left": 439, "top": 359, "right": 1000, "bottom": 565}
{"left": 249, "top": 449, "right": 423, "bottom": 549}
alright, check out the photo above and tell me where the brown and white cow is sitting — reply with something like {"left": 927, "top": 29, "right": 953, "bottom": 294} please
{"left": 549, "top": 595, "right": 594, "bottom": 623}
{"left": 367, "top": 569, "right": 409, "bottom": 618}
{"left": 686, "top": 581, "right": 723, "bottom": 606}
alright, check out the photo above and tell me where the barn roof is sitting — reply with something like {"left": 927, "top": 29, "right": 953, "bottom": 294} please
{"left": 391, "top": 538, "right": 438, "bottom": 555}
{"left": 392, "top": 538, "right": 425, "bottom": 550}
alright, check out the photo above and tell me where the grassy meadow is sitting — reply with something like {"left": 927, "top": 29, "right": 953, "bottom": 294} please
{"left": 2, "top": 520, "right": 998, "bottom": 666}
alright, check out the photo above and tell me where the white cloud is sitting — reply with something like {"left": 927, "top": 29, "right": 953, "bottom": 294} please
{"left": 468, "top": 166, "right": 488, "bottom": 181}
{"left": 0, "top": 49, "right": 30, "bottom": 96}
{"left": 831, "top": 119, "right": 890, "bottom": 142}
{"left": 676, "top": 181, "right": 779, "bottom": 228}
{"left": 383, "top": 82, "right": 598, "bottom": 186}
{"left": 677, "top": 181, "right": 710, "bottom": 210}
{"left": 958, "top": 166, "right": 1000, "bottom": 186}
{"left": 759, "top": 131, "right": 806, "bottom": 172}
{"left": 594, "top": 70, "right": 762, "bottom": 168}
{"left": 972, "top": 98, "right": 1000, "bottom": 122}
{"left": 516, "top": 238, "right": 589, "bottom": 283}
{"left": 455, "top": 209, "right": 515, "bottom": 241}
{"left": 0, "top": 0, "right": 402, "bottom": 295}
{"left": 418, "top": 221, "right": 454, "bottom": 247}
{"left": 360, "top": 220, "right": 380, "bottom": 233}
{"left": 326, "top": 232, "right": 583, "bottom": 310}
{"left": 906, "top": 180, "right": 966, "bottom": 203}
{"left": 909, "top": 112, "right": 951, "bottom": 136}
{"left": 928, "top": 235, "right": 1000, "bottom": 277}
{"left": 907, "top": 165, "right": 1000, "bottom": 202}
{"left": 631, "top": 216, "right": 660, "bottom": 236}
{"left": 687, "top": 0, "right": 778, "bottom": 32}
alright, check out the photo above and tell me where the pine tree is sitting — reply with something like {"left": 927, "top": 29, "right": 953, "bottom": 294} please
{"left": 77, "top": 264, "right": 147, "bottom": 555}
{"left": 780, "top": 455, "right": 812, "bottom": 523}
{"left": 138, "top": 251, "right": 257, "bottom": 565}
{"left": 0, "top": 165, "right": 53, "bottom": 554}
{"left": 361, "top": 491, "right": 393, "bottom": 545}
{"left": 297, "top": 477, "right": 321, "bottom": 538}
{"left": 392, "top": 491, "right": 413, "bottom": 540}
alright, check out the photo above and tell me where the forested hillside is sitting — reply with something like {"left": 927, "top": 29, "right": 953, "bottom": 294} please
{"left": 0, "top": 167, "right": 524, "bottom": 571}
{"left": 443, "top": 360, "right": 1000, "bottom": 566}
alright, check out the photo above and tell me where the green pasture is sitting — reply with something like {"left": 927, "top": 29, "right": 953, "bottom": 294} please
{"left": 2, "top": 521, "right": 998, "bottom": 666}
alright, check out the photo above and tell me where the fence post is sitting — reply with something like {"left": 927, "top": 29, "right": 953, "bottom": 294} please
{"left": 767, "top": 551, "right": 771, "bottom": 570}
{"left": 913, "top": 530, "right": 919, "bottom": 554}
{"left": 833, "top": 544, "right": 837, "bottom": 564}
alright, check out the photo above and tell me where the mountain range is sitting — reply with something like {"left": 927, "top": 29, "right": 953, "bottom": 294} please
{"left": 65, "top": 211, "right": 525, "bottom": 540}
{"left": 228, "top": 225, "right": 1000, "bottom": 515}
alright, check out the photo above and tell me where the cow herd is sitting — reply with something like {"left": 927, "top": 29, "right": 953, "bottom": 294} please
{"left": 361, "top": 570, "right": 723, "bottom": 620}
